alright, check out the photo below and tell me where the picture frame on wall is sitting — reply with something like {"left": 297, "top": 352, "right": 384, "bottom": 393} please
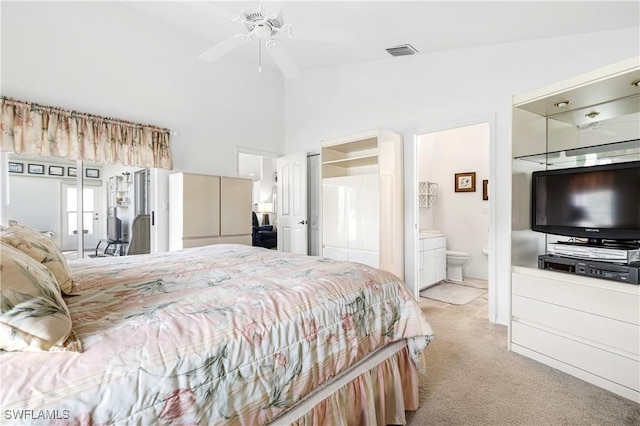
{"left": 49, "top": 165, "right": 64, "bottom": 176}
{"left": 68, "top": 167, "right": 77, "bottom": 177}
{"left": 85, "top": 168, "right": 100, "bottom": 179}
{"left": 27, "top": 164, "right": 45, "bottom": 175}
{"left": 454, "top": 172, "right": 476, "bottom": 192}
{"left": 483, "top": 179, "right": 489, "bottom": 200}
{"left": 8, "top": 162, "right": 24, "bottom": 173}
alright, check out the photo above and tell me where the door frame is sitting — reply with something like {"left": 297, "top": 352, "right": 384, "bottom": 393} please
{"left": 406, "top": 112, "right": 498, "bottom": 323}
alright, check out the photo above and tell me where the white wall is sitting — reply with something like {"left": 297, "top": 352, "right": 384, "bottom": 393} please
{"left": 1, "top": 2, "right": 285, "bottom": 177}
{"left": 283, "top": 28, "right": 640, "bottom": 324}
{"left": 418, "top": 123, "right": 489, "bottom": 280}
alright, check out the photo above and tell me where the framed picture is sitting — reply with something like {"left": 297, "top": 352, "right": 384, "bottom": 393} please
{"left": 482, "top": 179, "right": 489, "bottom": 200}
{"left": 49, "top": 165, "right": 64, "bottom": 176}
{"left": 454, "top": 172, "right": 476, "bottom": 192}
{"left": 67, "top": 167, "right": 77, "bottom": 177}
{"left": 28, "top": 163, "right": 45, "bottom": 175}
{"left": 85, "top": 168, "right": 100, "bottom": 179}
{"left": 8, "top": 162, "right": 24, "bottom": 173}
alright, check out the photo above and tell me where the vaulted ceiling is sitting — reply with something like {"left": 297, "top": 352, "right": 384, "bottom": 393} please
{"left": 120, "top": 1, "right": 639, "bottom": 77}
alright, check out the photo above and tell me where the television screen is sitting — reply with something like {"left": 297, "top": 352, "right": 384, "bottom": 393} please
{"left": 107, "top": 216, "right": 122, "bottom": 242}
{"left": 532, "top": 160, "right": 640, "bottom": 243}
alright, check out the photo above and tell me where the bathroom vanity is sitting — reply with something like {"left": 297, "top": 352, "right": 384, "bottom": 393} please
{"left": 418, "top": 231, "right": 446, "bottom": 289}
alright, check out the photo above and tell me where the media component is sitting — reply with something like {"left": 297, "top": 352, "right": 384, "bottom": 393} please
{"left": 539, "top": 255, "right": 639, "bottom": 284}
{"left": 531, "top": 158, "right": 640, "bottom": 244}
{"left": 547, "top": 242, "right": 640, "bottom": 264}
{"left": 532, "top": 158, "right": 640, "bottom": 284}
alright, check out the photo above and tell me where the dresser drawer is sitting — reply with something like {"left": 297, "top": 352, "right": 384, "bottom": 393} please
{"left": 512, "top": 271, "right": 640, "bottom": 324}
{"left": 420, "top": 236, "right": 446, "bottom": 251}
{"left": 512, "top": 321, "right": 640, "bottom": 392}
{"left": 512, "top": 295, "right": 640, "bottom": 356}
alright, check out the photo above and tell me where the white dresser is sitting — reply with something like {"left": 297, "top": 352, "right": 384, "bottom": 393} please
{"left": 511, "top": 267, "right": 640, "bottom": 402}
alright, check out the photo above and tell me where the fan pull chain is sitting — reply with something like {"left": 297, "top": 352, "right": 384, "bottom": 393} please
{"left": 258, "top": 41, "right": 262, "bottom": 73}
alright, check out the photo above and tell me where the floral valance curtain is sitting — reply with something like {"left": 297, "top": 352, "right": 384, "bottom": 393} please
{"left": 0, "top": 97, "right": 172, "bottom": 169}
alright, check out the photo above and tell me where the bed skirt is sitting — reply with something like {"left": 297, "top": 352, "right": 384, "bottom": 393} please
{"left": 269, "top": 340, "right": 421, "bottom": 425}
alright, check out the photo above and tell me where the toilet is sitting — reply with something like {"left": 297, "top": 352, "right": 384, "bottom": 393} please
{"left": 446, "top": 250, "right": 471, "bottom": 282}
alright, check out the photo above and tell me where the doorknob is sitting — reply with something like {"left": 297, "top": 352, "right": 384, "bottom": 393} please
{"left": 298, "top": 220, "right": 308, "bottom": 225}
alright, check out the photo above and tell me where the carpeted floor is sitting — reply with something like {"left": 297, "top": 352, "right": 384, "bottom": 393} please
{"left": 407, "top": 281, "right": 640, "bottom": 425}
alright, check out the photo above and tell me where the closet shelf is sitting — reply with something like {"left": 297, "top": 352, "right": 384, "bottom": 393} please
{"left": 514, "top": 138, "right": 640, "bottom": 166}
{"left": 322, "top": 154, "right": 378, "bottom": 168}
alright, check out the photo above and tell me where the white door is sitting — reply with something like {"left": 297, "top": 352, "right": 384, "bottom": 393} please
{"left": 277, "top": 151, "right": 307, "bottom": 254}
{"left": 61, "top": 182, "right": 103, "bottom": 252}
{"left": 149, "top": 167, "right": 171, "bottom": 253}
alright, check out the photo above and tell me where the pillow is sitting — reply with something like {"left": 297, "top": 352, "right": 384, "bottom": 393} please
{"left": 0, "top": 242, "right": 82, "bottom": 352}
{"left": 1, "top": 223, "right": 75, "bottom": 295}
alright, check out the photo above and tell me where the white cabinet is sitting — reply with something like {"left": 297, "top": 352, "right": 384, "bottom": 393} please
{"left": 322, "top": 174, "right": 380, "bottom": 267}
{"left": 418, "top": 236, "right": 446, "bottom": 289}
{"left": 321, "top": 129, "right": 403, "bottom": 279}
{"left": 169, "top": 173, "right": 252, "bottom": 250}
{"left": 511, "top": 57, "right": 640, "bottom": 403}
{"left": 511, "top": 268, "right": 640, "bottom": 402}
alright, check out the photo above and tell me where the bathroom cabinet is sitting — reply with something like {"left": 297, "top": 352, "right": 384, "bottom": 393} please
{"left": 418, "top": 235, "right": 446, "bottom": 288}
{"left": 321, "top": 129, "right": 404, "bottom": 279}
{"left": 510, "top": 57, "right": 640, "bottom": 402}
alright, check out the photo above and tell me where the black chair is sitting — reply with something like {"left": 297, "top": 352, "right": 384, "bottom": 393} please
{"left": 252, "top": 212, "right": 277, "bottom": 249}
{"left": 127, "top": 214, "right": 151, "bottom": 255}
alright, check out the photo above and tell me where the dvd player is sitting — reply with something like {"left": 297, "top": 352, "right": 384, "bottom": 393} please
{"left": 539, "top": 255, "right": 639, "bottom": 284}
{"left": 547, "top": 242, "right": 640, "bottom": 265}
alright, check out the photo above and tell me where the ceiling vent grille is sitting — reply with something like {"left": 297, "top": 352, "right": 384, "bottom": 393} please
{"left": 386, "top": 44, "right": 419, "bottom": 57}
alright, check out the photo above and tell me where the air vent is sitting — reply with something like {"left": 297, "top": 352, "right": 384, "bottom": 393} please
{"left": 386, "top": 44, "right": 419, "bottom": 57}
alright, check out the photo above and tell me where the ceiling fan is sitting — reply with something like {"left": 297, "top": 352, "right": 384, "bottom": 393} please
{"left": 195, "top": 2, "right": 355, "bottom": 79}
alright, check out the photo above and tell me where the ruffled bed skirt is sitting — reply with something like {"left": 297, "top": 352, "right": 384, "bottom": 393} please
{"left": 290, "top": 346, "right": 420, "bottom": 425}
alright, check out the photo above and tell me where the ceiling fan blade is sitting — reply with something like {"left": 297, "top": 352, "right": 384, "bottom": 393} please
{"left": 280, "top": 24, "right": 355, "bottom": 46}
{"left": 198, "top": 34, "right": 250, "bottom": 62}
{"left": 266, "top": 39, "right": 300, "bottom": 79}
{"left": 261, "top": 2, "right": 284, "bottom": 20}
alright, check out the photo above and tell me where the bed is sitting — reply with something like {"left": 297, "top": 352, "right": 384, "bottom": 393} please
{"left": 0, "top": 242, "right": 433, "bottom": 425}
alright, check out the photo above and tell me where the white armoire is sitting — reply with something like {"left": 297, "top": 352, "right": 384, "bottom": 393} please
{"left": 169, "top": 173, "right": 252, "bottom": 250}
{"left": 321, "top": 129, "right": 404, "bottom": 279}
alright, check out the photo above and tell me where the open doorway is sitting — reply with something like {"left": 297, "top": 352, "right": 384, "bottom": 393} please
{"left": 411, "top": 117, "right": 497, "bottom": 322}
{"left": 236, "top": 148, "right": 279, "bottom": 249}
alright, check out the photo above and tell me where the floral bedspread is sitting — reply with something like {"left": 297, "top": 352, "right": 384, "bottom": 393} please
{"left": 0, "top": 244, "right": 433, "bottom": 425}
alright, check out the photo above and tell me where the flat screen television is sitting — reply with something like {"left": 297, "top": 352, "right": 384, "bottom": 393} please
{"left": 531, "top": 160, "right": 640, "bottom": 245}
{"left": 107, "top": 216, "right": 122, "bottom": 242}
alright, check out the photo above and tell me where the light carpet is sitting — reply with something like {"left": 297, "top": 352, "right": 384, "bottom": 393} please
{"left": 420, "top": 281, "right": 485, "bottom": 305}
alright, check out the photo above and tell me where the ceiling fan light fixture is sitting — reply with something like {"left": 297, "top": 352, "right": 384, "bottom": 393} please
{"left": 386, "top": 44, "right": 419, "bottom": 57}
{"left": 198, "top": 3, "right": 352, "bottom": 79}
